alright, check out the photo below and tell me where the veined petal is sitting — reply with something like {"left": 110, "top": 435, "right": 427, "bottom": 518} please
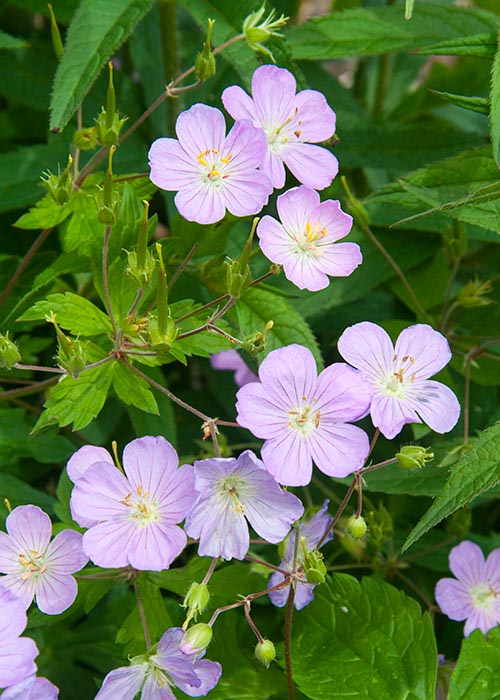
{"left": 82, "top": 520, "right": 136, "bottom": 568}
{"left": 0, "top": 573, "right": 36, "bottom": 610}
{"left": 0, "top": 674, "right": 59, "bottom": 700}
{"left": 70, "top": 463, "right": 130, "bottom": 526}
{"left": 5, "top": 506, "right": 51, "bottom": 556}
{"left": 268, "top": 570, "right": 289, "bottom": 608}
{"left": 174, "top": 183, "right": 226, "bottom": 225}
{"left": 222, "top": 171, "right": 272, "bottom": 218}
{"left": 312, "top": 241, "right": 362, "bottom": 278}
{"left": 294, "top": 89, "right": 336, "bottom": 142}
{"left": 395, "top": 325, "right": 452, "bottom": 379}
{"left": 186, "top": 493, "right": 250, "bottom": 560}
{"left": 409, "top": 379, "right": 460, "bottom": 434}
{"left": 223, "top": 120, "right": 268, "bottom": 171}
{"left": 44, "top": 529, "right": 87, "bottom": 574}
{"left": 257, "top": 344, "right": 318, "bottom": 410}
{"left": 251, "top": 65, "right": 296, "bottom": 129}
{"left": 0, "top": 636, "right": 38, "bottom": 688}
{"left": 66, "top": 445, "right": 113, "bottom": 483}
{"left": 281, "top": 254, "right": 330, "bottom": 291}
{"left": 292, "top": 581, "right": 317, "bottom": 610}
{"left": 484, "top": 548, "right": 500, "bottom": 581}
{"left": 148, "top": 138, "right": 201, "bottom": 191}
{"left": 236, "top": 381, "right": 289, "bottom": 439}
{"left": 35, "top": 571, "right": 78, "bottom": 615}
{"left": 338, "top": 321, "right": 395, "bottom": 383}
{"left": 281, "top": 143, "right": 338, "bottom": 190}
{"left": 141, "top": 673, "right": 176, "bottom": 700}
{"left": 175, "top": 104, "right": 226, "bottom": 159}
{"left": 0, "top": 531, "right": 24, "bottom": 573}
{"left": 315, "top": 363, "right": 372, "bottom": 421}
{"left": 181, "top": 658, "right": 222, "bottom": 696}
{"left": 464, "top": 605, "right": 500, "bottom": 636}
{"left": 126, "top": 522, "right": 187, "bottom": 571}
{"left": 156, "top": 464, "right": 196, "bottom": 523}
{"left": 221, "top": 85, "right": 257, "bottom": 122}
{"left": 449, "top": 541, "right": 487, "bottom": 586}
{"left": 257, "top": 215, "right": 294, "bottom": 262}
{"left": 309, "top": 423, "right": 370, "bottom": 478}
{"left": 0, "top": 586, "right": 28, "bottom": 637}
{"left": 370, "top": 392, "right": 415, "bottom": 439}
{"left": 260, "top": 149, "right": 286, "bottom": 189}
{"left": 314, "top": 199, "right": 353, "bottom": 242}
{"left": 276, "top": 186, "right": 320, "bottom": 235}
{"left": 94, "top": 664, "right": 147, "bottom": 700}
{"left": 261, "top": 432, "right": 313, "bottom": 487}
{"left": 435, "top": 578, "right": 473, "bottom": 621}
{"left": 122, "top": 436, "right": 179, "bottom": 497}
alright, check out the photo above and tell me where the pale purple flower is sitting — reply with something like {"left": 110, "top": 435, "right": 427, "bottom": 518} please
{"left": 257, "top": 186, "right": 360, "bottom": 291}
{"left": 435, "top": 541, "right": 500, "bottom": 637}
{"left": 94, "top": 627, "right": 221, "bottom": 700}
{"left": 148, "top": 104, "right": 273, "bottom": 224}
{"left": 70, "top": 436, "right": 195, "bottom": 571}
{"left": 0, "top": 506, "right": 87, "bottom": 615}
{"left": 0, "top": 586, "right": 38, "bottom": 688}
{"left": 66, "top": 445, "right": 114, "bottom": 528}
{"left": 337, "top": 322, "right": 461, "bottom": 439}
{"left": 185, "top": 450, "right": 303, "bottom": 560}
{"left": 210, "top": 350, "right": 258, "bottom": 387}
{"left": 1, "top": 675, "right": 59, "bottom": 699}
{"left": 269, "top": 500, "right": 332, "bottom": 610}
{"left": 236, "top": 345, "right": 371, "bottom": 487}
{"left": 222, "top": 65, "right": 338, "bottom": 190}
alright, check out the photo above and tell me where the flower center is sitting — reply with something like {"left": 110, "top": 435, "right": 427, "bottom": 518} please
{"left": 18, "top": 548, "right": 47, "bottom": 579}
{"left": 470, "top": 582, "right": 498, "bottom": 610}
{"left": 265, "top": 108, "right": 303, "bottom": 151}
{"left": 379, "top": 353, "right": 415, "bottom": 397}
{"left": 196, "top": 148, "right": 232, "bottom": 185}
{"left": 218, "top": 475, "right": 246, "bottom": 515}
{"left": 288, "top": 401, "right": 320, "bottom": 437}
{"left": 121, "top": 484, "right": 160, "bottom": 527}
{"left": 293, "top": 220, "right": 326, "bottom": 257}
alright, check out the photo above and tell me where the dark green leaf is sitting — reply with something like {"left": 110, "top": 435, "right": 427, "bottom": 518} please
{"left": 18, "top": 292, "right": 112, "bottom": 336}
{"left": 15, "top": 194, "right": 74, "bottom": 230}
{"left": 449, "top": 628, "right": 500, "bottom": 700}
{"left": 430, "top": 90, "right": 489, "bottom": 115}
{"left": 490, "top": 35, "right": 500, "bottom": 166}
{"left": 417, "top": 34, "right": 497, "bottom": 58}
{"left": 112, "top": 361, "right": 159, "bottom": 414}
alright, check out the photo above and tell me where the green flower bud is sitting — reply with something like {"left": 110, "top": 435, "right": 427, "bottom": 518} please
{"left": 180, "top": 623, "right": 213, "bottom": 655}
{"left": 396, "top": 445, "right": 434, "bottom": 470}
{"left": 346, "top": 515, "right": 367, "bottom": 539}
{"left": 95, "top": 62, "right": 128, "bottom": 145}
{"left": 42, "top": 155, "right": 74, "bottom": 205}
{"left": 0, "top": 332, "right": 21, "bottom": 369}
{"left": 254, "top": 639, "right": 276, "bottom": 668}
{"left": 47, "top": 313, "right": 87, "bottom": 378}
{"left": 195, "top": 19, "right": 216, "bottom": 82}
{"left": 240, "top": 321, "right": 274, "bottom": 355}
{"left": 456, "top": 279, "right": 493, "bottom": 308}
{"left": 243, "top": 4, "right": 288, "bottom": 61}
{"left": 302, "top": 539, "right": 327, "bottom": 584}
{"left": 97, "top": 146, "right": 118, "bottom": 225}
{"left": 47, "top": 3, "right": 64, "bottom": 62}
{"left": 72, "top": 127, "right": 99, "bottom": 151}
{"left": 181, "top": 582, "right": 210, "bottom": 621}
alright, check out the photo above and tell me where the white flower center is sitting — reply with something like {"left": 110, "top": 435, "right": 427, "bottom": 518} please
{"left": 265, "top": 107, "right": 303, "bottom": 152}
{"left": 378, "top": 353, "right": 415, "bottom": 398}
{"left": 217, "top": 475, "right": 246, "bottom": 515}
{"left": 18, "top": 548, "right": 47, "bottom": 580}
{"left": 288, "top": 401, "right": 320, "bottom": 437}
{"left": 121, "top": 484, "right": 160, "bottom": 527}
{"left": 293, "top": 220, "right": 326, "bottom": 258}
{"left": 470, "top": 582, "right": 498, "bottom": 611}
{"left": 196, "top": 148, "right": 232, "bottom": 186}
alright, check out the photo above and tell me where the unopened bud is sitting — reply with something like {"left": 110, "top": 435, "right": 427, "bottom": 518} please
{"left": 240, "top": 321, "right": 273, "bottom": 355}
{"left": 194, "top": 19, "right": 216, "bottom": 82}
{"left": 456, "top": 279, "right": 493, "bottom": 308}
{"left": 396, "top": 445, "right": 434, "bottom": 470}
{"left": 0, "top": 332, "right": 21, "bottom": 369}
{"left": 180, "top": 623, "right": 213, "bottom": 655}
{"left": 243, "top": 4, "right": 288, "bottom": 61}
{"left": 97, "top": 146, "right": 118, "bottom": 224}
{"left": 47, "top": 3, "right": 64, "bottom": 61}
{"left": 72, "top": 127, "right": 98, "bottom": 151}
{"left": 47, "top": 313, "right": 87, "bottom": 378}
{"left": 254, "top": 639, "right": 276, "bottom": 668}
{"left": 95, "top": 62, "right": 128, "bottom": 145}
{"left": 42, "top": 155, "right": 73, "bottom": 204}
{"left": 181, "top": 582, "right": 210, "bottom": 621}
{"left": 346, "top": 515, "right": 367, "bottom": 539}
{"left": 302, "top": 539, "right": 327, "bottom": 584}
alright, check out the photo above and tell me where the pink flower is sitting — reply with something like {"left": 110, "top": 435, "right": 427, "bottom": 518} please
{"left": 236, "top": 344, "right": 371, "bottom": 486}
{"left": 0, "top": 586, "right": 38, "bottom": 688}
{"left": 148, "top": 104, "right": 273, "bottom": 224}
{"left": 435, "top": 541, "right": 500, "bottom": 636}
{"left": 256, "top": 186, "right": 361, "bottom": 291}
{"left": 210, "top": 350, "right": 258, "bottom": 387}
{"left": 337, "top": 322, "right": 461, "bottom": 439}
{"left": 69, "top": 436, "right": 195, "bottom": 571}
{"left": 0, "top": 506, "right": 87, "bottom": 615}
{"left": 222, "top": 65, "right": 338, "bottom": 190}
{"left": 1, "top": 675, "right": 59, "bottom": 699}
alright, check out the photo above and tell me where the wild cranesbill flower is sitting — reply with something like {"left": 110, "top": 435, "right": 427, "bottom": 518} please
{"left": 435, "top": 541, "right": 500, "bottom": 637}
{"left": 337, "top": 322, "right": 461, "bottom": 439}
{"left": 268, "top": 500, "right": 332, "bottom": 610}
{"left": 256, "top": 185, "right": 361, "bottom": 291}
{"left": 210, "top": 350, "right": 258, "bottom": 387}
{"left": 148, "top": 104, "right": 273, "bottom": 224}
{"left": 1, "top": 675, "right": 59, "bottom": 699}
{"left": 0, "top": 505, "right": 87, "bottom": 615}
{"left": 0, "top": 586, "right": 38, "bottom": 688}
{"left": 236, "top": 345, "right": 371, "bottom": 487}
{"left": 222, "top": 65, "right": 338, "bottom": 190}
{"left": 94, "top": 627, "right": 221, "bottom": 700}
{"left": 185, "top": 450, "right": 304, "bottom": 560}
{"left": 70, "top": 436, "right": 195, "bottom": 571}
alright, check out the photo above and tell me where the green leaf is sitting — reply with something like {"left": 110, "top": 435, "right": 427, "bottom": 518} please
{"left": 403, "top": 423, "right": 500, "bottom": 551}
{"left": 126, "top": 366, "right": 177, "bottom": 447}
{"left": 234, "top": 287, "right": 323, "bottom": 369}
{"left": 49, "top": 0, "right": 154, "bottom": 132}
{"left": 490, "top": 34, "right": 500, "bottom": 166}
{"left": 0, "top": 30, "right": 28, "bottom": 50}
{"left": 0, "top": 407, "right": 74, "bottom": 466}
{"left": 292, "top": 574, "right": 437, "bottom": 700}
{"left": 449, "top": 628, "right": 500, "bottom": 700}
{"left": 286, "top": 3, "right": 497, "bottom": 60}
{"left": 15, "top": 194, "right": 74, "bottom": 230}
{"left": 0, "top": 474, "right": 56, "bottom": 524}
{"left": 429, "top": 90, "right": 489, "bottom": 115}
{"left": 417, "top": 34, "right": 497, "bottom": 58}
{"left": 33, "top": 362, "right": 114, "bottom": 432}
{"left": 18, "top": 292, "right": 113, "bottom": 336}
{"left": 112, "top": 361, "right": 159, "bottom": 414}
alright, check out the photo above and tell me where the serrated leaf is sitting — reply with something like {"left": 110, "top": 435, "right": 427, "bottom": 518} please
{"left": 449, "top": 628, "right": 500, "bottom": 700}
{"left": 286, "top": 3, "right": 497, "bottom": 60}
{"left": 18, "top": 292, "right": 112, "bottom": 336}
{"left": 15, "top": 193, "right": 74, "bottom": 230}
{"left": 490, "top": 34, "right": 500, "bottom": 166}
{"left": 417, "top": 33, "right": 497, "bottom": 57}
{"left": 112, "top": 361, "right": 159, "bottom": 414}
{"left": 33, "top": 362, "right": 114, "bottom": 432}
{"left": 0, "top": 30, "right": 28, "bottom": 50}
{"left": 292, "top": 574, "right": 437, "bottom": 700}
{"left": 403, "top": 423, "right": 500, "bottom": 551}
{"left": 49, "top": 0, "right": 154, "bottom": 132}
{"left": 430, "top": 89, "right": 489, "bottom": 115}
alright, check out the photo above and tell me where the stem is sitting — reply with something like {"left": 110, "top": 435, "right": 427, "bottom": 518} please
{"left": 244, "top": 555, "right": 291, "bottom": 576}
{"left": 168, "top": 242, "right": 200, "bottom": 290}
{"left": 102, "top": 225, "right": 117, "bottom": 334}
{"left": 244, "top": 601, "right": 264, "bottom": 644}
{"left": 201, "top": 557, "right": 219, "bottom": 586}
{"left": 317, "top": 477, "right": 357, "bottom": 548}
{"left": 13, "top": 363, "right": 65, "bottom": 374}
{"left": 355, "top": 472, "right": 363, "bottom": 517}
{"left": 463, "top": 353, "right": 471, "bottom": 445}
{"left": 361, "top": 457, "right": 398, "bottom": 474}
{"left": 0, "top": 377, "right": 58, "bottom": 401}
{"left": 134, "top": 580, "right": 152, "bottom": 650}
{"left": 0, "top": 227, "right": 53, "bottom": 309}
{"left": 284, "top": 584, "right": 296, "bottom": 700}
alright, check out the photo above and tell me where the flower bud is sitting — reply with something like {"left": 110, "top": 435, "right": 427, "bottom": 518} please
{"left": 302, "top": 539, "right": 327, "bottom": 585}
{"left": 47, "top": 3, "right": 64, "bottom": 62}
{"left": 194, "top": 19, "right": 216, "bottom": 82}
{"left": 0, "top": 332, "right": 21, "bottom": 369}
{"left": 346, "top": 515, "right": 367, "bottom": 539}
{"left": 396, "top": 445, "right": 434, "bottom": 470}
{"left": 240, "top": 321, "right": 274, "bottom": 354}
{"left": 456, "top": 279, "right": 493, "bottom": 308}
{"left": 95, "top": 62, "right": 128, "bottom": 145}
{"left": 47, "top": 313, "right": 87, "bottom": 378}
{"left": 254, "top": 639, "right": 276, "bottom": 668}
{"left": 181, "top": 582, "right": 210, "bottom": 621}
{"left": 243, "top": 4, "right": 288, "bottom": 61}
{"left": 42, "top": 155, "right": 73, "bottom": 204}
{"left": 180, "top": 623, "right": 213, "bottom": 655}
{"left": 72, "top": 127, "right": 99, "bottom": 151}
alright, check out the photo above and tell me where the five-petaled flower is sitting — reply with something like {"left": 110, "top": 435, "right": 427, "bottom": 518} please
{"left": 148, "top": 103, "right": 273, "bottom": 224}
{"left": 222, "top": 65, "right": 338, "bottom": 190}
{"left": 0, "top": 585, "right": 38, "bottom": 688}
{"left": 337, "top": 322, "right": 461, "bottom": 439}
{"left": 435, "top": 541, "right": 500, "bottom": 637}
{"left": 185, "top": 450, "right": 304, "bottom": 560}
{"left": 257, "top": 185, "right": 361, "bottom": 291}
{"left": 94, "top": 627, "right": 221, "bottom": 700}
{"left": 69, "top": 436, "right": 196, "bottom": 571}
{"left": 236, "top": 344, "right": 371, "bottom": 486}
{"left": 268, "top": 500, "right": 332, "bottom": 610}
{"left": 0, "top": 505, "right": 88, "bottom": 615}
